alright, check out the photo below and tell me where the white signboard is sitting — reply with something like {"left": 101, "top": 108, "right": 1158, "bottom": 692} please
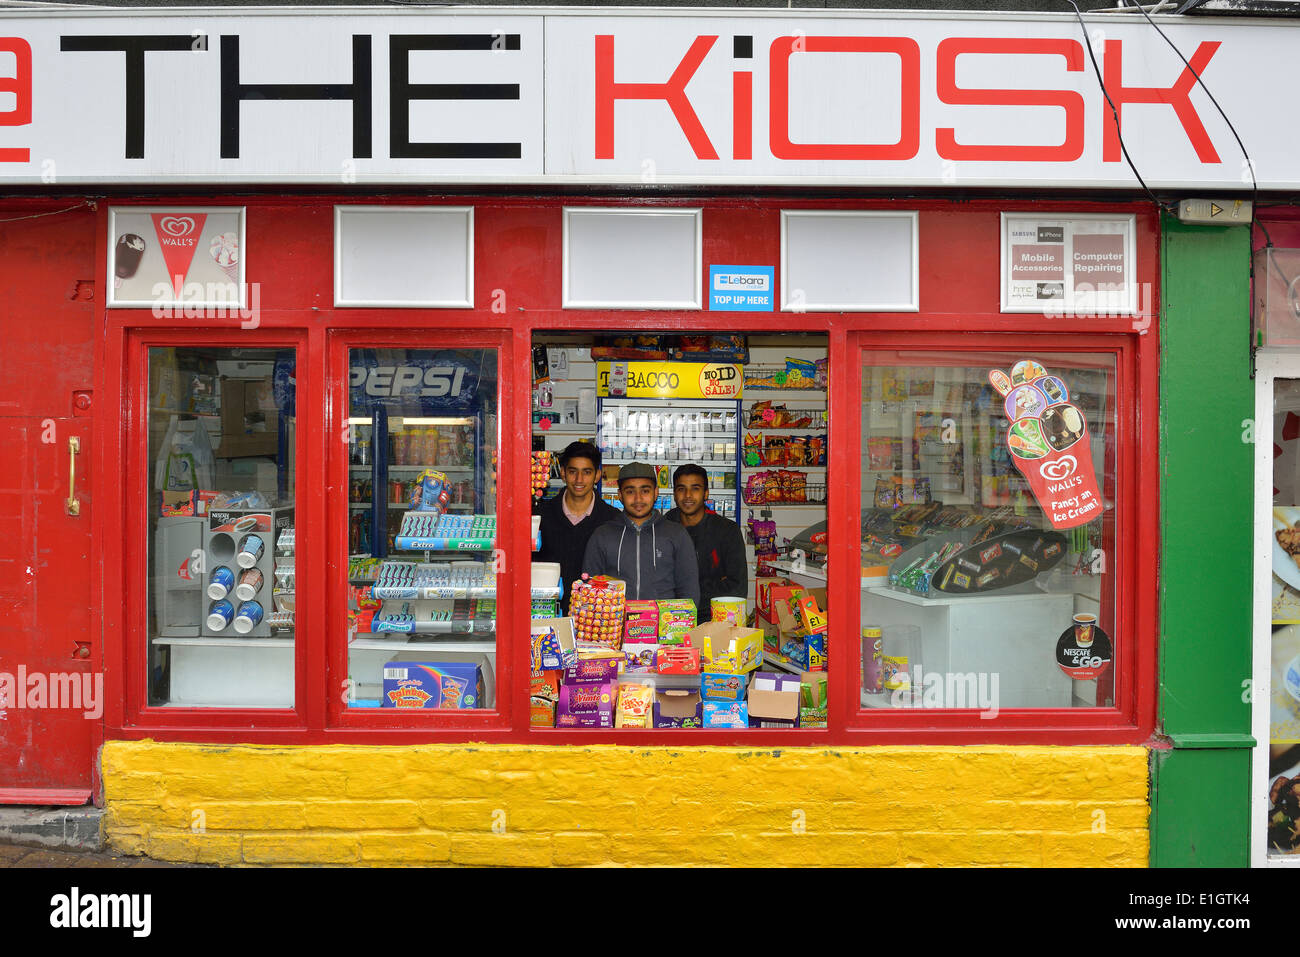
{"left": 0, "top": 9, "right": 1297, "bottom": 188}
{"left": 1000, "top": 213, "right": 1137, "bottom": 315}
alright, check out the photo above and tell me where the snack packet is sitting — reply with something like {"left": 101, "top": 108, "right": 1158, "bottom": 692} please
{"left": 615, "top": 682, "right": 655, "bottom": 728}
{"left": 409, "top": 469, "right": 451, "bottom": 513}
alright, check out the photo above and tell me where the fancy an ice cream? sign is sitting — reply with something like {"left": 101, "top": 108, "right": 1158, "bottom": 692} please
{"left": 990, "top": 359, "right": 1101, "bottom": 530}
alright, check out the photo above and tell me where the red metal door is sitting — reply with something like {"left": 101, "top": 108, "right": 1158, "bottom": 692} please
{"left": 0, "top": 418, "right": 96, "bottom": 802}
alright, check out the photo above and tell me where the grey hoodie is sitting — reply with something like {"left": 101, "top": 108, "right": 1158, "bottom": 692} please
{"left": 581, "top": 509, "right": 701, "bottom": 606}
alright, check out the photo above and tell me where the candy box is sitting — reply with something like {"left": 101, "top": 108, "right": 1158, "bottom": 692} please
{"left": 779, "top": 633, "right": 826, "bottom": 672}
{"left": 623, "top": 637, "right": 659, "bottom": 673}
{"left": 615, "top": 681, "right": 655, "bottom": 729}
{"left": 557, "top": 681, "right": 615, "bottom": 728}
{"left": 382, "top": 662, "right": 483, "bottom": 709}
{"left": 800, "top": 671, "right": 828, "bottom": 708}
{"left": 795, "top": 593, "right": 828, "bottom": 635}
{"left": 656, "top": 645, "right": 701, "bottom": 675}
{"left": 747, "top": 671, "right": 801, "bottom": 728}
{"left": 702, "top": 700, "right": 749, "bottom": 728}
{"left": 657, "top": 599, "right": 697, "bottom": 637}
{"left": 653, "top": 689, "right": 703, "bottom": 728}
{"left": 798, "top": 706, "right": 828, "bottom": 728}
{"left": 530, "top": 697, "right": 556, "bottom": 727}
{"left": 755, "top": 577, "right": 799, "bottom": 623}
{"left": 701, "top": 671, "right": 748, "bottom": 702}
{"left": 688, "top": 621, "right": 764, "bottom": 674}
{"left": 563, "top": 656, "right": 621, "bottom": 686}
{"left": 530, "top": 617, "right": 576, "bottom": 674}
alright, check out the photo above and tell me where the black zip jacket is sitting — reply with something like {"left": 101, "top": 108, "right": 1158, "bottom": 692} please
{"left": 533, "top": 491, "right": 621, "bottom": 614}
{"left": 664, "top": 508, "right": 749, "bottom": 623}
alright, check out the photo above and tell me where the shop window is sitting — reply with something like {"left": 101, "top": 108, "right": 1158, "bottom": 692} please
{"left": 147, "top": 347, "right": 296, "bottom": 708}
{"left": 344, "top": 347, "right": 500, "bottom": 711}
{"left": 562, "top": 207, "right": 702, "bottom": 309}
{"left": 858, "top": 351, "right": 1116, "bottom": 712}
{"left": 334, "top": 206, "right": 474, "bottom": 307}
{"left": 780, "top": 210, "right": 918, "bottom": 311}
{"left": 528, "top": 332, "right": 829, "bottom": 730}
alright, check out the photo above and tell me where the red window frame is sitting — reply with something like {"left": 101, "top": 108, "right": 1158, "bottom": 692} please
{"left": 99, "top": 195, "right": 1158, "bottom": 745}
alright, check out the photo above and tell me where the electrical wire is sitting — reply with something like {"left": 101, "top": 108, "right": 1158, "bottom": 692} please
{"left": 0, "top": 201, "right": 95, "bottom": 224}
{"left": 1063, "top": 0, "right": 1172, "bottom": 212}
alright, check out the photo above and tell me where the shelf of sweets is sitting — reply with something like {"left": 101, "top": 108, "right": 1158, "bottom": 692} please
{"left": 349, "top": 636, "right": 496, "bottom": 654}
{"left": 370, "top": 616, "right": 497, "bottom": 635}
{"left": 275, "top": 528, "right": 295, "bottom": 554}
{"left": 393, "top": 511, "right": 496, "bottom": 551}
{"left": 351, "top": 501, "right": 474, "bottom": 510}
{"left": 351, "top": 464, "right": 474, "bottom": 473}
{"left": 369, "top": 560, "right": 562, "bottom": 601}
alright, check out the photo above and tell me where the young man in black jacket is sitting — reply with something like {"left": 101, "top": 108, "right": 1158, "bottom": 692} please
{"left": 533, "top": 441, "right": 620, "bottom": 614}
{"left": 665, "top": 463, "right": 749, "bottom": 623}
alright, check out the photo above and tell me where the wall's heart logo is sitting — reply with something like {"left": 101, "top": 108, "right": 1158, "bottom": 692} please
{"left": 1039, "top": 455, "right": 1077, "bottom": 481}
{"left": 158, "top": 216, "right": 197, "bottom": 237}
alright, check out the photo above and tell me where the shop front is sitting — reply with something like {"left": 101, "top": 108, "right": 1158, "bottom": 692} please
{"left": 0, "top": 4, "right": 1283, "bottom": 866}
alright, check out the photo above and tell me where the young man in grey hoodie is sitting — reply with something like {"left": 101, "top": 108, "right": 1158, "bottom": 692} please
{"left": 582, "top": 462, "right": 700, "bottom": 606}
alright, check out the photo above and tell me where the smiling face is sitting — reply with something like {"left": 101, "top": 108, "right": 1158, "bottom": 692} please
{"left": 619, "top": 478, "right": 657, "bottom": 523}
{"left": 673, "top": 473, "right": 708, "bottom": 521}
{"left": 562, "top": 456, "right": 598, "bottom": 502}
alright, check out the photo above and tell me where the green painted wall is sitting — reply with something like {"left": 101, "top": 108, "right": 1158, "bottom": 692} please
{"left": 1153, "top": 214, "right": 1254, "bottom": 867}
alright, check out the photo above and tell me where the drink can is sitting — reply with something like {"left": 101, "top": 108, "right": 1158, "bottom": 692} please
{"left": 207, "top": 599, "right": 235, "bottom": 632}
{"left": 233, "top": 600, "right": 264, "bottom": 634}
{"left": 237, "top": 534, "right": 264, "bottom": 568}
{"left": 207, "top": 565, "right": 236, "bottom": 600}
{"left": 390, "top": 479, "right": 404, "bottom": 503}
{"left": 234, "top": 567, "right": 264, "bottom": 601}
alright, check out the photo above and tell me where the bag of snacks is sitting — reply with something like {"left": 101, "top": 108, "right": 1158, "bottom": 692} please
{"left": 570, "top": 575, "right": 627, "bottom": 649}
{"left": 410, "top": 469, "right": 451, "bottom": 514}
{"left": 615, "top": 682, "right": 655, "bottom": 728}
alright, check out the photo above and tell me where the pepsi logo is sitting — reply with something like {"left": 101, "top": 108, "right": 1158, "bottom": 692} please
{"left": 1039, "top": 456, "right": 1077, "bottom": 481}
{"left": 158, "top": 216, "right": 197, "bottom": 237}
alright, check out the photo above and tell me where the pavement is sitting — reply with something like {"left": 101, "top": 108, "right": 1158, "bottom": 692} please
{"left": 0, "top": 840, "right": 204, "bottom": 867}
{"left": 0, "top": 805, "right": 209, "bottom": 867}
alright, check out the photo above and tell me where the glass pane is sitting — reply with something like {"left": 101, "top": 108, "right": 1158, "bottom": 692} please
{"left": 345, "top": 348, "right": 500, "bottom": 711}
{"left": 1267, "top": 378, "right": 1300, "bottom": 858}
{"left": 859, "top": 352, "right": 1116, "bottom": 712}
{"left": 148, "top": 347, "right": 296, "bottom": 708}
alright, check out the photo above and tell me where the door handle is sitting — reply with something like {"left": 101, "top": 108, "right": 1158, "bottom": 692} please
{"left": 66, "top": 435, "right": 81, "bottom": 516}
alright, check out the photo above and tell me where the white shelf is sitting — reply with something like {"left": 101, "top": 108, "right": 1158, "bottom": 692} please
{"left": 152, "top": 636, "right": 294, "bottom": 649}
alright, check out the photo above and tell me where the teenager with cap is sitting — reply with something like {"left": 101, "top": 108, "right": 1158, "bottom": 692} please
{"left": 582, "top": 462, "right": 700, "bottom": 605}
{"left": 665, "top": 463, "right": 748, "bottom": 624}
{"left": 533, "top": 441, "right": 620, "bottom": 614}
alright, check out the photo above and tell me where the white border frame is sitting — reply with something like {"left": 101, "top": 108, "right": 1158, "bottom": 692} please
{"left": 106, "top": 206, "right": 246, "bottom": 310}
{"left": 1253, "top": 349, "right": 1300, "bottom": 867}
{"left": 779, "top": 210, "right": 919, "bottom": 312}
{"left": 999, "top": 212, "right": 1138, "bottom": 316}
{"left": 333, "top": 205, "right": 475, "bottom": 309}
{"left": 561, "top": 206, "right": 703, "bottom": 310}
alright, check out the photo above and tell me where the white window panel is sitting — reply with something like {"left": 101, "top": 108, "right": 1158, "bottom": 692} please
{"left": 334, "top": 206, "right": 473, "bottom": 308}
{"left": 781, "top": 210, "right": 918, "bottom": 312}
{"left": 563, "top": 207, "right": 702, "bottom": 309}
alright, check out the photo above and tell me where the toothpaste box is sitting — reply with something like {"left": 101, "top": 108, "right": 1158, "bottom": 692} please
{"left": 382, "top": 662, "right": 483, "bottom": 709}
{"left": 701, "top": 671, "right": 748, "bottom": 702}
{"left": 702, "top": 700, "right": 749, "bottom": 728}
{"left": 557, "top": 681, "right": 615, "bottom": 728}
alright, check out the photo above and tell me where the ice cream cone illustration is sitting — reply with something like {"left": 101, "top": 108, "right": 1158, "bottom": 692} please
{"left": 994, "top": 360, "right": 1103, "bottom": 530}
{"left": 209, "top": 231, "right": 240, "bottom": 283}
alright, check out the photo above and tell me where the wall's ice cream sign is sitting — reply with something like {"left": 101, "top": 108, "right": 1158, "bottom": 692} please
{"left": 990, "top": 359, "right": 1101, "bottom": 530}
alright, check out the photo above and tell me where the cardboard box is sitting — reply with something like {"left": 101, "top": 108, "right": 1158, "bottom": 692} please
{"left": 530, "top": 697, "right": 556, "bottom": 727}
{"left": 747, "top": 671, "right": 801, "bottom": 728}
{"left": 799, "top": 706, "right": 828, "bottom": 728}
{"left": 160, "top": 489, "right": 219, "bottom": 517}
{"left": 755, "top": 577, "right": 798, "bottom": 623}
{"left": 531, "top": 617, "right": 576, "bottom": 673}
{"left": 795, "top": 593, "right": 828, "bottom": 635}
{"left": 800, "top": 671, "right": 828, "bottom": 708}
{"left": 562, "top": 657, "right": 620, "bottom": 686}
{"left": 701, "top": 672, "right": 748, "bottom": 702}
{"left": 657, "top": 598, "right": 697, "bottom": 638}
{"left": 382, "top": 662, "right": 483, "bottom": 709}
{"left": 656, "top": 645, "right": 701, "bottom": 675}
{"left": 557, "top": 681, "right": 615, "bottom": 728}
{"left": 778, "top": 633, "right": 826, "bottom": 672}
{"left": 623, "top": 638, "right": 658, "bottom": 673}
{"left": 687, "top": 621, "right": 764, "bottom": 674}
{"left": 653, "top": 689, "right": 702, "bottom": 728}
{"left": 702, "top": 700, "right": 749, "bottom": 728}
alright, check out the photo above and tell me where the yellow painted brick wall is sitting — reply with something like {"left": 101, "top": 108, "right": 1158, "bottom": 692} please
{"left": 101, "top": 742, "right": 1149, "bottom": 867}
